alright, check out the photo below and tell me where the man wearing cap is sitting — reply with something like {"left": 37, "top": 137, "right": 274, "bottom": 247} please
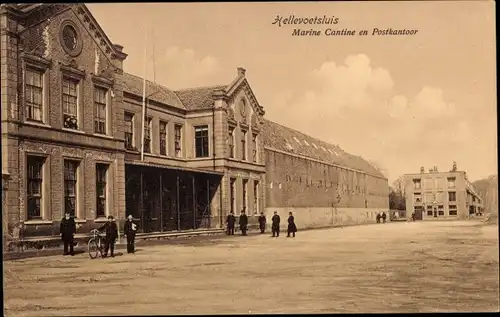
{"left": 271, "top": 211, "right": 280, "bottom": 237}
{"left": 99, "top": 215, "right": 119, "bottom": 257}
{"left": 239, "top": 208, "right": 248, "bottom": 236}
{"left": 124, "top": 215, "right": 137, "bottom": 253}
{"left": 226, "top": 211, "right": 236, "bottom": 235}
{"left": 60, "top": 211, "right": 76, "bottom": 256}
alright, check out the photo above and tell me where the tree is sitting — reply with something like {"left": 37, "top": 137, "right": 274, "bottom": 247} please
{"left": 389, "top": 176, "right": 406, "bottom": 211}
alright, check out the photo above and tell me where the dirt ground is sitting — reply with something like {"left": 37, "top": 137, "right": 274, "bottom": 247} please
{"left": 3, "top": 220, "right": 499, "bottom": 315}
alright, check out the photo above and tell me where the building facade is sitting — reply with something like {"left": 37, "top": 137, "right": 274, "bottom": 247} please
{"left": 1, "top": 4, "right": 389, "bottom": 240}
{"left": 404, "top": 165, "right": 483, "bottom": 221}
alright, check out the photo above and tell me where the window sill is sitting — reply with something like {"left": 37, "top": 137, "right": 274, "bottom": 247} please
{"left": 94, "top": 217, "right": 109, "bottom": 223}
{"left": 23, "top": 121, "right": 51, "bottom": 129}
{"left": 75, "top": 219, "right": 87, "bottom": 223}
{"left": 62, "top": 127, "right": 85, "bottom": 134}
{"left": 93, "top": 133, "right": 114, "bottom": 140}
{"left": 23, "top": 220, "right": 53, "bottom": 225}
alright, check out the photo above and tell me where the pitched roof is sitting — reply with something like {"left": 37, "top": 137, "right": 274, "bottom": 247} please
{"left": 261, "top": 119, "right": 386, "bottom": 179}
{"left": 122, "top": 72, "right": 186, "bottom": 110}
{"left": 175, "top": 85, "right": 228, "bottom": 110}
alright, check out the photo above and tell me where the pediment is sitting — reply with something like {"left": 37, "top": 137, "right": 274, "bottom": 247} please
{"left": 16, "top": 4, "right": 127, "bottom": 64}
{"left": 225, "top": 78, "right": 265, "bottom": 133}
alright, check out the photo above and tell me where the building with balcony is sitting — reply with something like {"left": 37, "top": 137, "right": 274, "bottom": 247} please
{"left": 1, "top": 3, "right": 389, "bottom": 240}
{"left": 404, "top": 164, "right": 483, "bottom": 220}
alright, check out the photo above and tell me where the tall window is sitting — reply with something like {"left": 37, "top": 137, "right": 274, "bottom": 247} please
{"left": 159, "top": 121, "right": 167, "bottom": 156}
{"left": 64, "top": 160, "right": 78, "bottom": 217}
{"left": 228, "top": 127, "right": 235, "bottom": 158}
{"left": 94, "top": 86, "right": 107, "bottom": 134}
{"left": 241, "top": 130, "right": 247, "bottom": 161}
{"left": 253, "top": 180, "right": 259, "bottom": 214}
{"left": 96, "top": 164, "right": 108, "bottom": 218}
{"left": 449, "top": 205, "right": 457, "bottom": 216}
{"left": 413, "top": 179, "right": 421, "bottom": 189}
{"left": 230, "top": 178, "right": 236, "bottom": 213}
{"left": 448, "top": 191, "right": 456, "bottom": 202}
{"left": 242, "top": 179, "right": 248, "bottom": 211}
{"left": 195, "top": 125, "right": 209, "bottom": 158}
{"left": 174, "top": 125, "right": 182, "bottom": 157}
{"left": 25, "top": 68, "right": 44, "bottom": 122}
{"left": 143, "top": 117, "right": 151, "bottom": 153}
{"left": 124, "top": 112, "right": 134, "bottom": 150}
{"left": 252, "top": 133, "right": 258, "bottom": 163}
{"left": 27, "top": 156, "right": 44, "bottom": 220}
{"left": 62, "top": 77, "right": 79, "bottom": 129}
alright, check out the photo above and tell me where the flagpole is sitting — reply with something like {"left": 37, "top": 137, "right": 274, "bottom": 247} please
{"left": 141, "top": 29, "right": 147, "bottom": 162}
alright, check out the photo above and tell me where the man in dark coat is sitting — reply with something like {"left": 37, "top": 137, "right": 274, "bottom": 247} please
{"left": 60, "top": 212, "right": 76, "bottom": 256}
{"left": 376, "top": 213, "right": 381, "bottom": 223}
{"left": 258, "top": 212, "right": 267, "bottom": 234}
{"left": 382, "top": 212, "right": 387, "bottom": 223}
{"left": 99, "top": 215, "right": 119, "bottom": 257}
{"left": 123, "top": 215, "right": 137, "bottom": 253}
{"left": 226, "top": 211, "right": 236, "bottom": 235}
{"left": 271, "top": 211, "right": 280, "bottom": 237}
{"left": 287, "top": 212, "right": 297, "bottom": 238}
{"left": 239, "top": 209, "right": 248, "bottom": 236}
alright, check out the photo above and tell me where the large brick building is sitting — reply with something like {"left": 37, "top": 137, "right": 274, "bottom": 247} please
{"left": 404, "top": 164, "right": 483, "bottom": 220}
{"left": 1, "top": 3, "right": 389, "bottom": 240}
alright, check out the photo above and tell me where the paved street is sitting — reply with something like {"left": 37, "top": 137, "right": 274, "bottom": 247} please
{"left": 3, "top": 220, "right": 499, "bottom": 315}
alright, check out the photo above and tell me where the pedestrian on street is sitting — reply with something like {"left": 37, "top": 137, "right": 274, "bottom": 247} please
{"left": 226, "top": 211, "right": 236, "bottom": 235}
{"left": 272, "top": 211, "right": 280, "bottom": 237}
{"left": 258, "top": 212, "right": 266, "bottom": 234}
{"left": 411, "top": 211, "right": 416, "bottom": 221}
{"left": 123, "top": 215, "right": 137, "bottom": 253}
{"left": 376, "top": 212, "right": 381, "bottom": 223}
{"left": 99, "top": 215, "right": 118, "bottom": 258}
{"left": 239, "top": 209, "right": 248, "bottom": 236}
{"left": 60, "top": 212, "right": 76, "bottom": 256}
{"left": 382, "top": 212, "right": 387, "bottom": 223}
{"left": 287, "top": 212, "right": 297, "bottom": 238}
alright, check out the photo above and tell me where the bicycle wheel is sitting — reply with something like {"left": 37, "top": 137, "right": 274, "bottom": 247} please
{"left": 88, "top": 238, "right": 100, "bottom": 259}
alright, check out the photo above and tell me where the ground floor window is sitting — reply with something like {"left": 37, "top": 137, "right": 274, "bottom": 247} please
{"left": 64, "top": 160, "right": 79, "bottom": 217}
{"left": 449, "top": 205, "right": 457, "bottom": 216}
{"left": 438, "top": 205, "right": 444, "bottom": 216}
{"left": 96, "top": 163, "right": 109, "bottom": 218}
{"left": 426, "top": 205, "right": 433, "bottom": 216}
{"left": 27, "top": 155, "right": 45, "bottom": 220}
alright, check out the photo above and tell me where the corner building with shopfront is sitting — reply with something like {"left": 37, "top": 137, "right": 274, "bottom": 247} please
{"left": 1, "top": 4, "right": 389, "bottom": 240}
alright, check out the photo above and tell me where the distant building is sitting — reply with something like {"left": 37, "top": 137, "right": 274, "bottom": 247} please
{"left": 1, "top": 3, "right": 389, "bottom": 240}
{"left": 404, "top": 165, "right": 483, "bottom": 220}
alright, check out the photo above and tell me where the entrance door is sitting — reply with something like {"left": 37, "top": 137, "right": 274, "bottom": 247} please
{"left": 414, "top": 206, "right": 423, "bottom": 220}
{"left": 433, "top": 207, "right": 438, "bottom": 218}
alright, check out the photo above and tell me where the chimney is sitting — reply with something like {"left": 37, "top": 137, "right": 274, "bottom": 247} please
{"left": 420, "top": 166, "right": 425, "bottom": 173}
{"left": 237, "top": 67, "right": 246, "bottom": 77}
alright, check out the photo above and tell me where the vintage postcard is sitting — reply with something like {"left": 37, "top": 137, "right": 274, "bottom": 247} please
{"left": 2, "top": 1, "right": 498, "bottom": 315}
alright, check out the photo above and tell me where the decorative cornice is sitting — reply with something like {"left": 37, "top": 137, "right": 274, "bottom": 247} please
{"left": 91, "top": 74, "right": 114, "bottom": 87}
{"left": 21, "top": 52, "right": 52, "bottom": 68}
{"left": 60, "top": 62, "right": 86, "bottom": 79}
{"left": 74, "top": 4, "right": 127, "bottom": 61}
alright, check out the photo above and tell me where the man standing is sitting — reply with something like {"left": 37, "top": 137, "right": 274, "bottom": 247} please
{"left": 99, "top": 215, "right": 118, "bottom": 258}
{"left": 123, "top": 215, "right": 137, "bottom": 253}
{"left": 239, "top": 209, "right": 248, "bottom": 236}
{"left": 60, "top": 212, "right": 76, "bottom": 256}
{"left": 258, "top": 212, "right": 267, "bottom": 234}
{"left": 287, "top": 212, "right": 297, "bottom": 238}
{"left": 382, "top": 211, "right": 387, "bottom": 223}
{"left": 272, "top": 211, "right": 280, "bottom": 237}
{"left": 226, "top": 211, "right": 236, "bottom": 235}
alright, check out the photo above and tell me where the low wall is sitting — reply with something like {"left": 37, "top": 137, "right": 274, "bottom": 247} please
{"left": 264, "top": 207, "right": 390, "bottom": 230}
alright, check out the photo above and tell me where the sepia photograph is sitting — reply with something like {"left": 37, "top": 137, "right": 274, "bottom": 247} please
{"left": 1, "top": 1, "right": 498, "bottom": 315}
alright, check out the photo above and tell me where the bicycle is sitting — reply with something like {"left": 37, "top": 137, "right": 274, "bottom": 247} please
{"left": 88, "top": 229, "right": 105, "bottom": 259}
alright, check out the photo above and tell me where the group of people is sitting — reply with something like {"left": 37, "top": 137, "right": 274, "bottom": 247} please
{"left": 376, "top": 211, "right": 387, "bottom": 223}
{"left": 226, "top": 209, "right": 298, "bottom": 238}
{"left": 59, "top": 212, "right": 138, "bottom": 257}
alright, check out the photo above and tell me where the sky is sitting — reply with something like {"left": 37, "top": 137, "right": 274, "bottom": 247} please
{"left": 87, "top": 1, "right": 497, "bottom": 184}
